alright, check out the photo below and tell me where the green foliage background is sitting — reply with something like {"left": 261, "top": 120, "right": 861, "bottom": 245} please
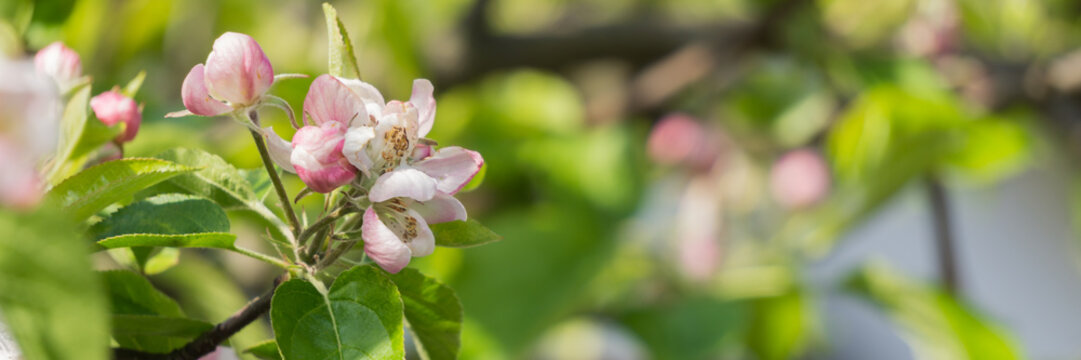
{"left": 3, "top": 0, "right": 1080, "bottom": 358}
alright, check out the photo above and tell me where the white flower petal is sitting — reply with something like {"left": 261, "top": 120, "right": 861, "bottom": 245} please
{"left": 369, "top": 167, "right": 437, "bottom": 202}
{"left": 403, "top": 208, "right": 435, "bottom": 257}
{"left": 336, "top": 77, "right": 386, "bottom": 119}
{"left": 342, "top": 126, "right": 375, "bottom": 177}
{"left": 262, "top": 126, "right": 295, "bottom": 173}
{"left": 410, "top": 79, "right": 436, "bottom": 138}
{"left": 410, "top": 192, "right": 467, "bottom": 224}
{"left": 413, "top": 146, "right": 484, "bottom": 195}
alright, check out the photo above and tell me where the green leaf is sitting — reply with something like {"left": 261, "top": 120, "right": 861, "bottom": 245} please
{"left": 243, "top": 340, "right": 283, "bottom": 360}
{"left": 387, "top": 268, "right": 462, "bottom": 360}
{"left": 323, "top": 2, "right": 361, "bottom": 79}
{"left": 430, "top": 220, "right": 502, "bottom": 248}
{"left": 103, "top": 270, "right": 194, "bottom": 353}
{"left": 0, "top": 208, "right": 109, "bottom": 360}
{"left": 91, "top": 193, "right": 231, "bottom": 239}
{"left": 111, "top": 314, "right": 213, "bottom": 338}
{"left": 45, "top": 82, "right": 92, "bottom": 184}
{"left": 46, "top": 158, "right": 196, "bottom": 221}
{"left": 746, "top": 291, "right": 814, "bottom": 360}
{"left": 846, "top": 262, "right": 1022, "bottom": 360}
{"left": 71, "top": 114, "right": 123, "bottom": 163}
{"left": 241, "top": 168, "right": 274, "bottom": 202}
{"left": 98, "top": 233, "right": 237, "bottom": 250}
{"left": 148, "top": 148, "right": 292, "bottom": 243}
{"left": 122, "top": 70, "right": 147, "bottom": 97}
{"left": 103, "top": 270, "right": 184, "bottom": 317}
{"left": 271, "top": 265, "right": 405, "bottom": 360}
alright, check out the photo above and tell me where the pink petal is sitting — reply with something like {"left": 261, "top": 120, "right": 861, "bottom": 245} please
{"left": 262, "top": 126, "right": 295, "bottom": 173}
{"left": 402, "top": 208, "right": 435, "bottom": 257}
{"left": 410, "top": 143, "right": 433, "bottom": 161}
{"left": 369, "top": 168, "right": 437, "bottom": 202}
{"left": 34, "top": 41, "right": 81, "bottom": 89}
{"left": 204, "top": 32, "right": 274, "bottom": 106}
{"left": 303, "top": 75, "right": 367, "bottom": 127}
{"left": 413, "top": 146, "right": 483, "bottom": 195}
{"left": 411, "top": 192, "right": 466, "bottom": 224}
{"left": 362, "top": 207, "right": 412, "bottom": 273}
{"left": 410, "top": 79, "right": 436, "bottom": 137}
{"left": 291, "top": 124, "right": 355, "bottom": 193}
{"left": 181, "top": 64, "right": 231, "bottom": 116}
{"left": 90, "top": 90, "right": 141, "bottom": 143}
{"left": 293, "top": 162, "right": 355, "bottom": 193}
{"left": 336, "top": 77, "right": 386, "bottom": 118}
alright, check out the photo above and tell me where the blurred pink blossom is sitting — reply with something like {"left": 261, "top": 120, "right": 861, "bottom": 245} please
{"left": 33, "top": 41, "right": 82, "bottom": 90}
{"left": 647, "top": 113, "right": 719, "bottom": 171}
{"left": 675, "top": 177, "right": 722, "bottom": 281}
{"left": 90, "top": 90, "right": 141, "bottom": 143}
{"left": 0, "top": 139, "right": 44, "bottom": 209}
{"left": 770, "top": 149, "right": 831, "bottom": 210}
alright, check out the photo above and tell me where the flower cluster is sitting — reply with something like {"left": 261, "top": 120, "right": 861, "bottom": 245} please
{"left": 174, "top": 33, "right": 483, "bottom": 273}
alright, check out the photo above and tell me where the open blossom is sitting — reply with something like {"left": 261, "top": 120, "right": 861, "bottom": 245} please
{"left": 90, "top": 90, "right": 141, "bottom": 143}
{"left": 265, "top": 75, "right": 483, "bottom": 273}
{"left": 34, "top": 42, "right": 82, "bottom": 91}
{"left": 174, "top": 32, "right": 274, "bottom": 117}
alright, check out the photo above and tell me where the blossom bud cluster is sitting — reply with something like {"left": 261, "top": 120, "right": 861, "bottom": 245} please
{"left": 175, "top": 33, "right": 484, "bottom": 273}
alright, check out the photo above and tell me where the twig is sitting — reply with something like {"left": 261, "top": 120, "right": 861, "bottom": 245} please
{"left": 247, "top": 111, "right": 302, "bottom": 239}
{"left": 925, "top": 175, "right": 961, "bottom": 295}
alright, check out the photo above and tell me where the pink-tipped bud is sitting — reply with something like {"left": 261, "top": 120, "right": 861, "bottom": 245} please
{"left": 290, "top": 123, "right": 356, "bottom": 193}
{"left": 90, "top": 90, "right": 141, "bottom": 143}
{"left": 34, "top": 42, "right": 82, "bottom": 90}
{"left": 770, "top": 149, "right": 831, "bottom": 210}
{"left": 203, "top": 32, "right": 274, "bottom": 107}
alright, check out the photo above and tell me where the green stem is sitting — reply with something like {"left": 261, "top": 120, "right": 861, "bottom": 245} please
{"left": 232, "top": 245, "right": 291, "bottom": 269}
{"left": 245, "top": 114, "right": 302, "bottom": 239}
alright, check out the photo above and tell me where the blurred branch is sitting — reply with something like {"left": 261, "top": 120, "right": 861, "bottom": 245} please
{"left": 437, "top": 0, "right": 809, "bottom": 115}
{"left": 113, "top": 279, "right": 281, "bottom": 360}
{"left": 924, "top": 175, "right": 961, "bottom": 295}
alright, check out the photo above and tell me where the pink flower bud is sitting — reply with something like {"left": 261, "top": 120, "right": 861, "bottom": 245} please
{"left": 90, "top": 90, "right": 141, "bottom": 143}
{"left": 770, "top": 149, "right": 831, "bottom": 210}
{"left": 177, "top": 32, "right": 273, "bottom": 116}
{"left": 34, "top": 42, "right": 82, "bottom": 90}
{"left": 290, "top": 123, "right": 356, "bottom": 193}
{"left": 203, "top": 32, "right": 274, "bottom": 106}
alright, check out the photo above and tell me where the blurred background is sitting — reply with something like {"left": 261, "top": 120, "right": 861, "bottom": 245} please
{"left": 7, "top": 0, "right": 1081, "bottom": 358}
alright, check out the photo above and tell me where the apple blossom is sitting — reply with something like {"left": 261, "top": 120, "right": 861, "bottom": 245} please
{"left": 171, "top": 32, "right": 274, "bottom": 117}
{"left": 90, "top": 90, "right": 141, "bottom": 143}
{"left": 770, "top": 149, "right": 831, "bottom": 209}
{"left": 33, "top": 41, "right": 82, "bottom": 91}
{"left": 0, "top": 59, "right": 61, "bottom": 209}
